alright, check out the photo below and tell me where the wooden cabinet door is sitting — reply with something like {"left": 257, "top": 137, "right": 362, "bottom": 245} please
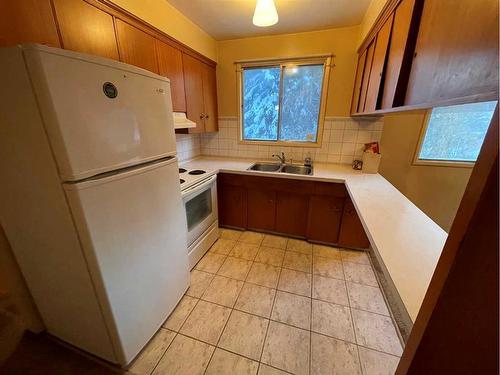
{"left": 0, "top": 0, "right": 60, "bottom": 47}
{"left": 202, "top": 63, "right": 218, "bottom": 132}
{"left": 218, "top": 183, "right": 247, "bottom": 229}
{"left": 247, "top": 189, "right": 276, "bottom": 231}
{"left": 275, "top": 192, "right": 309, "bottom": 237}
{"left": 307, "top": 195, "right": 344, "bottom": 244}
{"left": 116, "top": 19, "right": 158, "bottom": 74}
{"left": 364, "top": 14, "right": 394, "bottom": 112}
{"left": 338, "top": 198, "right": 370, "bottom": 249}
{"left": 405, "top": 0, "right": 499, "bottom": 106}
{"left": 156, "top": 40, "right": 186, "bottom": 112}
{"left": 358, "top": 41, "right": 375, "bottom": 113}
{"left": 380, "top": 0, "right": 422, "bottom": 109}
{"left": 351, "top": 50, "right": 368, "bottom": 114}
{"left": 182, "top": 53, "right": 205, "bottom": 132}
{"left": 53, "top": 0, "right": 119, "bottom": 60}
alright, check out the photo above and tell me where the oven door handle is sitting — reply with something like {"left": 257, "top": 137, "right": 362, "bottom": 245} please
{"left": 181, "top": 175, "right": 217, "bottom": 199}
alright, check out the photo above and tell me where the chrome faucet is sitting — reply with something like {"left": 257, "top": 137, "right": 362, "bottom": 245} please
{"left": 272, "top": 152, "right": 286, "bottom": 165}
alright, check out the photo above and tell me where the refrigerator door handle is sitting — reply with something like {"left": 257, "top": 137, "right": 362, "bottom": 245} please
{"left": 63, "top": 156, "right": 177, "bottom": 191}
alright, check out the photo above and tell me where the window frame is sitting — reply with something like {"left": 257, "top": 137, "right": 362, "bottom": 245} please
{"left": 413, "top": 109, "right": 478, "bottom": 168}
{"left": 236, "top": 55, "right": 332, "bottom": 147}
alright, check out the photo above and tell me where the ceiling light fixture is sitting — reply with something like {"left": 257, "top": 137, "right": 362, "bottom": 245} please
{"left": 253, "top": 0, "right": 279, "bottom": 27}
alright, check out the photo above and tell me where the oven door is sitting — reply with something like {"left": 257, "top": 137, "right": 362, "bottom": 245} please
{"left": 181, "top": 175, "right": 218, "bottom": 246}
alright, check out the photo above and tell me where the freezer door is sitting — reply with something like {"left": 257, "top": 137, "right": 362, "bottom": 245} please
{"left": 24, "top": 45, "right": 177, "bottom": 181}
{"left": 64, "top": 157, "right": 189, "bottom": 365}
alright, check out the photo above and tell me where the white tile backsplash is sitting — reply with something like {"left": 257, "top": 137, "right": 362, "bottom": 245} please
{"left": 200, "top": 117, "right": 384, "bottom": 165}
{"left": 175, "top": 133, "right": 201, "bottom": 162}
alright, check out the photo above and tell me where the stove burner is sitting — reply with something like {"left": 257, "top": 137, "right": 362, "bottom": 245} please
{"left": 179, "top": 168, "right": 187, "bottom": 173}
{"left": 188, "top": 169, "right": 206, "bottom": 175}
{"left": 180, "top": 179, "right": 185, "bottom": 184}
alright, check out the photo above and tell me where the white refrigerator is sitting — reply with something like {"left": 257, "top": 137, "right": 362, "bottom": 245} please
{"left": 0, "top": 44, "right": 189, "bottom": 365}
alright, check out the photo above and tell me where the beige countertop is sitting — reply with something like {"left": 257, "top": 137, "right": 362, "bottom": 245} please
{"left": 181, "top": 155, "right": 448, "bottom": 322}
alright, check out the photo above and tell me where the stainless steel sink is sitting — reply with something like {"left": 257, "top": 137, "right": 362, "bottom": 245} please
{"left": 247, "top": 162, "right": 281, "bottom": 172}
{"left": 280, "top": 164, "right": 313, "bottom": 175}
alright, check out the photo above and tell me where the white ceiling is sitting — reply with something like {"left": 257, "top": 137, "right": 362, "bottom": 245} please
{"left": 167, "top": 0, "right": 371, "bottom": 40}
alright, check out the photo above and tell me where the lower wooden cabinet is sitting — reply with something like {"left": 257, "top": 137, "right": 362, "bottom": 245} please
{"left": 307, "top": 195, "right": 344, "bottom": 244}
{"left": 217, "top": 173, "right": 370, "bottom": 249}
{"left": 217, "top": 183, "right": 247, "bottom": 229}
{"left": 276, "top": 192, "right": 309, "bottom": 237}
{"left": 247, "top": 189, "right": 276, "bottom": 231}
{"left": 338, "top": 197, "right": 371, "bottom": 249}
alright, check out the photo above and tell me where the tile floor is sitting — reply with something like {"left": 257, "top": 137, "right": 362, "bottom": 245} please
{"left": 128, "top": 229, "right": 403, "bottom": 375}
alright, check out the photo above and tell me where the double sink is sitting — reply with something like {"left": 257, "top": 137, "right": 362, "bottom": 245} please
{"left": 247, "top": 162, "right": 313, "bottom": 175}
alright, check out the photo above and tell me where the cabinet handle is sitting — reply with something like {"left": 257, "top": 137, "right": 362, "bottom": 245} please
{"left": 199, "top": 114, "right": 205, "bottom": 119}
{"left": 205, "top": 114, "right": 210, "bottom": 119}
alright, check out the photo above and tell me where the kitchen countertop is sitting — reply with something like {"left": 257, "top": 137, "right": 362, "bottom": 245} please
{"left": 181, "top": 155, "right": 448, "bottom": 322}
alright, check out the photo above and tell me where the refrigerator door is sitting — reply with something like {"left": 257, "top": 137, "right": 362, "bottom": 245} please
{"left": 23, "top": 45, "right": 177, "bottom": 181}
{"left": 64, "top": 157, "right": 189, "bottom": 365}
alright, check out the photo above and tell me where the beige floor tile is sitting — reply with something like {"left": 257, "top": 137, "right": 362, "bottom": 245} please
{"left": 235, "top": 283, "right": 276, "bottom": 318}
{"left": 286, "top": 238, "right": 312, "bottom": 254}
{"left": 218, "top": 310, "right": 269, "bottom": 360}
{"left": 152, "top": 334, "right": 214, "bottom": 375}
{"left": 195, "top": 253, "right": 226, "bottom": 274}
{"left": 261, "top": 234, "right": 288, "bottom": 249}
{"left": 257, "top": 364, "right": 289, "bottom": 375}
{"left": 343, "top": 262, "right": 378, "bottom": 287}
{"left": 312, "top": 299, "right": 355, "bottom": 342}
{"left": 352, "top": 309, "right": 403, "bottom": 356}
{"left": 129, "top": 328, "right": 176, "bottom": 375}
{"left": 217, "top": 256, "right": 253, "bottom": 281}
{"left": 271, "top": 291, "right": 311, "bottom": 330}
{"left": 311, "top": 333, "right": 361, "bottom": 375}
{"left": 261, "top": 321, "right": 310, "bottom": 375}
{"left": 187, "top": 270, "right": 215, "bottom": 298}
{"left": 313, "top": 244, "right": 341, "bottom": 260}
{"left": 313, "top": 255, "right": 344, "bottom": 279}
{"left": 180, "top": 300, "right": 231, "bottom": 345}
{"left": 246, "top": 262, "right": 281, "bottom": 288}
{"left": 347, "top": 282, "right": 389, "bottom": 316}
{"left": 239, "top": 231, "right": 264, "bottom": 245}
{"left": 230, "top": 242, "right": 260, "bottom": 261}
{"left": 358, "top": 346, "right": 400, "bottom": 375}
{"left": 278, "top": 268, "right": 312, "bottom": 297}
{"left": 283, "top": 251, "right": 312, "bottom": 273}
{"left": 205, "top": 348, "right": 259, "bottom": 375}
{"left": 163, "top": 295, "right": 198, "bottom": 331}
{"left": 221, "top": 228, "right": 243, "bottom": 241}
{"left": 341, "top": 249, "right": 371, "bottom": 265}
{"left": 201, "top": 275, "right": 244, "bottom": 307}
{"left": 255, "top": 246, "right": 285, "bottom": 267}
{"left": 210, "top": 238, "right": 237, "bottom": 255}
{"left": 313, "top": 275, "right": 349, "bottom": 306}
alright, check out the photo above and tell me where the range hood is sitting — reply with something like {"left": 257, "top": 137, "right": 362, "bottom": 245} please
{"left": 173, "top": 112, "right": 196, "bottom": 129}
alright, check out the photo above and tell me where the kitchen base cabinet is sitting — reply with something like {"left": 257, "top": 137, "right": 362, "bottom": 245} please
{"left": 276, "top": 192, "right": 309, "bottom": 237}
{"left": 307, "top": 195, "right": 344, "bottom": 244}
{"left": 338, "top": 197, "right": 370, "bottom": 249}
{"left": 217, "top": 173, "right": 370, "bottom": 249}
{"left": 247, "top": 189, "right": 276, "bottom": 231}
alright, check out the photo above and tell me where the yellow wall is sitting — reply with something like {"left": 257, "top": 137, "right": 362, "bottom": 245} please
{"left": 216, "top": 26, "right": 361, "bottom": 117}
{"left": 358, "top": 0, "right": 388, "bottom": 45}
{"left": 108, "top": 0, "right": 217, "bottom": 61}
{"left": 379, "top": 111, "right": 472, "bottom": 231}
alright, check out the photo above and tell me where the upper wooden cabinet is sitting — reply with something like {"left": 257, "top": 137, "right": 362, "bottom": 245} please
{"left": 53, "top": 0, "right": 119, "bottom": 60}
{"left": 183, "top": 53, "right": 219, "bottom": 133}
{"left": 155, "top": 40, "right": 186, "bottom": 112}
{"left": 364, "top": 14, "right": 394, "bottom": 112}
{"left": 0, "top": 0, "right": 60, "bottom": 47}
{"left": 405, "top": 0, "right": 499, "bottom": 106}
{"left": 351, "top": 0, "right": 497, "bottom": 115}
{"left": 115, "top": 20, "right": 158, "bottom": 74}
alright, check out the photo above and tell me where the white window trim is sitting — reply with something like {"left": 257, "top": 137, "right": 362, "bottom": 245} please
{"left": 235, "top": 55, "right": 333, "bottom": 148}
{"left": 413, "top": 110, "right": 476, "bottom": 168}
